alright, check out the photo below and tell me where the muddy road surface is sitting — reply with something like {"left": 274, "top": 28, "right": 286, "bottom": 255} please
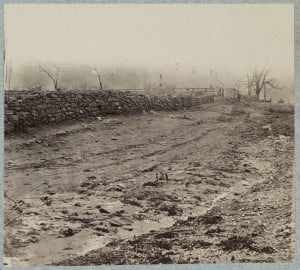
{"left": 4, "top": 100, "right": 295, "bottom": 266}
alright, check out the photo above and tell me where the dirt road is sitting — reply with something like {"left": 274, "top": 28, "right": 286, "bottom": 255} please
{"left": 4, "top": 100, "right": 295, "bottom": 266}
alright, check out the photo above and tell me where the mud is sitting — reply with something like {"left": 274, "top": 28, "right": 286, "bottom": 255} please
{"left": 4, "top": 100, "right": 295, "bottom": 266}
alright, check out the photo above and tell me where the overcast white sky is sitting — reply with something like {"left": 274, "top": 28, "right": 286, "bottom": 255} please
{"left": 4, "top": 4, "right": 294, "bottom": 77}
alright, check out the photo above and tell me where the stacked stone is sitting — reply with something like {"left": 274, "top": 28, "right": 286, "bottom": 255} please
{"left": 4, "top": 90, "right": 214, "bottom": 134}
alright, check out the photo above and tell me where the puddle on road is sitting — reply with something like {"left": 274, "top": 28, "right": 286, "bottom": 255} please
{"left": 5, "top": 229, "right": 111, "bottom": 267}
{"left": 7, "top": 216, "right": 175, "bottom": 267}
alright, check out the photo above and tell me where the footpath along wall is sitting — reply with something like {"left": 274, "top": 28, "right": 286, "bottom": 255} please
{"left": 4, "top": 90, "right": 214, "bottom": 133}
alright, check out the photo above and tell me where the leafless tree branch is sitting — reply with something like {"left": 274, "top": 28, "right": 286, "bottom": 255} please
{"left": 248, "top": 68, "right": 281, "bottom": 100}
{"left": 38, "top": 64, "right": 64, "bottom": 91}
{"left": 87, "top": 66, "right": 103, "bottom": 90}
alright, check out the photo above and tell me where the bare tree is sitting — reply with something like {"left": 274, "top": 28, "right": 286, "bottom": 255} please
{"left": 38, "top": 64, "right": 65, "bottom": 91}
{"left": 249, "top": 68, "right": 281, "bottom": 100}
{"left": 246, "top": 73, "right": 255, "bottom": 96}
{"left": 4, "top": 40, "right": 13, "bottom": 90}
{"left": 5, "top": 61, "right": 12, "bottom": 90}
{"left": 87, "top": 66, "right": 103, "bottom": 90}
{"left": 6, "top": 64, "right": 12, "bottom": 90}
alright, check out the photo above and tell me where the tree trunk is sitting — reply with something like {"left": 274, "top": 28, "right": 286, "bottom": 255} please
{"left": 98, "top": 76, "right": 103, "bottom": 90}
{"left": 54, "top": 80, "right": 61, "bottom": 91}
{"left": 8, "top": 66, "right": 12, "bottom": 90}
{"left": 255, "top": 88, "right": 260, "bottom": 101}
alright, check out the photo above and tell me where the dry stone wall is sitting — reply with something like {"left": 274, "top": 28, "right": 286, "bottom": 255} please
{"left": 4, "top": 90, "right": 214, "bottom": 133}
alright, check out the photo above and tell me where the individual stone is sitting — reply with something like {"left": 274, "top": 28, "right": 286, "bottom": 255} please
{"left": 8, "top": 114, "right": 19, "bottom": 123}
{"left": 5, "top": 122, "right": 14, "bottom": 133}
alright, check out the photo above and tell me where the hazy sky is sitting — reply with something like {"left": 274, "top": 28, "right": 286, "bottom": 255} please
{"left": 4, "top": 4, "right": 294, "bottom": 77}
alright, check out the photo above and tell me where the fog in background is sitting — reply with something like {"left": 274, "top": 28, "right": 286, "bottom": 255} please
{"left": 4, "top": 4, "right": 294, "bottom": 103}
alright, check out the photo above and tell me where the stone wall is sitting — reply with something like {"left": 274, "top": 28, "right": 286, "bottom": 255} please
{"left": 4, "top": 90, "right": 214, "bottom": 133}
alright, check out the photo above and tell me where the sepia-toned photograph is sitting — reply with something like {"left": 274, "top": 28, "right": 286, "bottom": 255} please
{"left": 3, "top": 3, "right": 295, "bottom": 266}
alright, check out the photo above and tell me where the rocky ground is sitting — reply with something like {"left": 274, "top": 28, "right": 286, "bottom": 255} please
{"left": 4, "top": 99, "right": 295, "bottom": 266}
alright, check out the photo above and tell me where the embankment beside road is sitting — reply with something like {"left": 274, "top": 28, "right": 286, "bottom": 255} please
{"left": 4, "top": 90, "right": 214, "bottom": 133}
